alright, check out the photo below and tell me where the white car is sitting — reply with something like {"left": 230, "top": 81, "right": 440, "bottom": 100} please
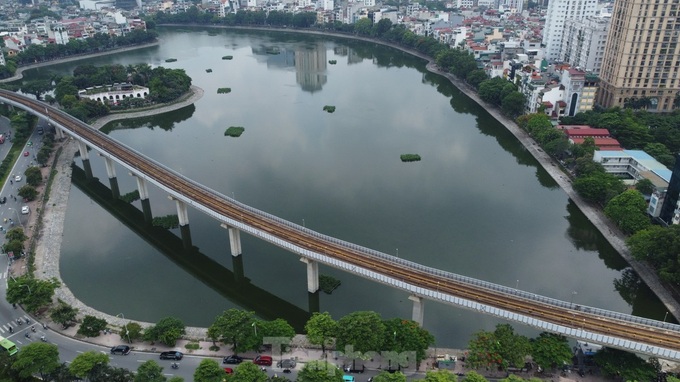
{"left": 21, "top": 206, "right": 29, "bottom": 214}
{"left": 14, "top": 175, "right": 21, "bottom": 182}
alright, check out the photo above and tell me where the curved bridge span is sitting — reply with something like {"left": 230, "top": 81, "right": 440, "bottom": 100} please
{"left": 3, "top": 90, "right": 680, "bottom": 360}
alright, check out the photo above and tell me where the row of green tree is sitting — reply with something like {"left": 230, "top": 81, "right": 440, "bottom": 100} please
{"left": 0, "top": 30, "right": 157, "bottom": 79}
{"left": 465, "top": 324, "right": 666, "bottom": 382}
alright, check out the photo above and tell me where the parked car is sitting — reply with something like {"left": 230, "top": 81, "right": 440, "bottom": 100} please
{"left": 37, "top": 127, "right": 44, "bottom": 135}
{"left": 160, "top": 351, "right": 183, "bottom": 360}
{"left": 224, "top": 368, "right": 234, "bottom": 374}
{"left": 343, "top": 376, "right": 355, "bottom": 382}
{"left": 110, "top": 345, "right": 131, "bottom": 355}
{"left": 277, "top": 359, "right": 296, "bottom": 369}
{"left": 0, "top": 197, "right": 6, "bottom": 204}
{"left": 253, "top": 355, "right": 273, "bottom": 366}
{"left": 14, "top": 175, "right": 21, "bottom": 182}
{"left": 21, "top": 206, "right": 29, "bottom": 215}
{"left": 23, "top": 151, "right": 29, "bottom": 157}
{"left": 223, "top": 355, "right": 243, "bottom": 364}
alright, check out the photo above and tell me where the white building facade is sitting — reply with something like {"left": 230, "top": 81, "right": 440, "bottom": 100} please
{"left": 560, "top": 16, "right": 609, "bottom": 73}
{"left": 542, "top": 0, "right": 597, "bottom": 63}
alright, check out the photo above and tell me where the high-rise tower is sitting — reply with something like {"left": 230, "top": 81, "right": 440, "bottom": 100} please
{"left": 597, "top": 1, "right": 680, "bottom": 112}
{"left": 542, "top": 0, "right": 598, "bottom": 62}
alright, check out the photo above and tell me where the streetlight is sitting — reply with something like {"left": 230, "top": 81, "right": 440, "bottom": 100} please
{"left": 302, "top": 218, "right": 305, "bottom": 228}
{"left": 116, "top": 313, "right": 131, "bottom": 344}
{"left": 570, "top": 291, "right": 578, "bottom": 305}
{"left": 396, "top": 248, "right": 399, "bottom": 258}
{"left": 252, "top": 321, "right": 257, "bottom": 337}
{"left": 664, "top": 312, "right": 669, "bottom": 323}
{"left": 515, "top": 279, "right": 519, "bottom": 289}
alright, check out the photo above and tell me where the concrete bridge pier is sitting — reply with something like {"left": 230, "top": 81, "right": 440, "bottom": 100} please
{"left": 102, "top": 156, "right": 120, "bottom": 199}
{"left": 131, "top": 173, "right": 153, "bottom": 224}
{"left": 171, "top": 197, "right": 192, "bottom": 249}
{"left": 408, "top": 295, "right": 424, "bottom": 326}
{"left": 300, "top": 257, "right": 319, "bottom": 293}
{"left": 221, "top": 224, "right": 242, "bottom": 257}
{"left": 55, "top": 126, "right": 65, "bottom": 140}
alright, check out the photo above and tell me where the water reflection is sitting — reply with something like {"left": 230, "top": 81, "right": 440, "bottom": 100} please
{"left": 100, "top": 104, "right": 196, "bottom": 133}
{"left": 295, "top": 43, "right": 327, "bottom": 93}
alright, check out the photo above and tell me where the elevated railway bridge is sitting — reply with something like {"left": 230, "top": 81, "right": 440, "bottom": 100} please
{"left": 2, "top": 90, "right": 679, "bottom": 360}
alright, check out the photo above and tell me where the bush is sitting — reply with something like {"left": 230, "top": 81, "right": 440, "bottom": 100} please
{"left": 152, "top": 215, "right": 179, "bottom": 229}
{"left": 328, "top": 60, "right": 337, "bottom": 64}
{"left": 323, "top": 105, "right": 336, "bottom": 113}
{"left": 143, "top": 317, "right": 185, "bottom": 347}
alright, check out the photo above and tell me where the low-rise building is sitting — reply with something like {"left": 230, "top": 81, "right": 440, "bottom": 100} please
{"left": 78, "top": 83, "right": 149, "bottom": 105}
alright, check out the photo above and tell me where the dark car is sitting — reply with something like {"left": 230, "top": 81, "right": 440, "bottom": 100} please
{"left": 277, "top": 359, "right": 297, "bottom": 369}
{"left": 0, "top": 197, "right": 6, "bottom": 204}
{"left": 110, "top": 345, "right": 131, "bottom": 355}
{"left": 160, "top": 351, "right": 183, "bottom": 360}
{"left": 223, "top": 355, "right": 243, "bottom": 364}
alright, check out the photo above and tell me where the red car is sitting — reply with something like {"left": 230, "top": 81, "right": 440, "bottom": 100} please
{"left": 23, "top": 151, "right": 29, "bottom": 157}
{"left": 224, "top": 368, "right": 234, "bottom": 374}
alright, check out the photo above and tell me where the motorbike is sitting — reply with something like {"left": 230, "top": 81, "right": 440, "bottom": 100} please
{"left": 42, "top": 323, "right": 47, "bottom": 330}
{"left": 24, "top": 318, "right": 29, "bottom": 324}
{"left": 24, "top": 332, "right": 30, "bottom": 339}
{"left": 31, "top": 326, "right": 36, "bottom": 332}
{"left": 171, "top": 363, "right": 179, "bottom": 370}
{"left": 40, "top": 336, "right": 47, "bottom": 342}
{"left": 8, "top": 327, "right": 13, "bottom": 333}
{"left": 16, "top": 319, "right": 22, "bottom": 326}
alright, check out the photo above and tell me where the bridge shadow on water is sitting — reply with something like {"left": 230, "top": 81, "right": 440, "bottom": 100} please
{"left": 70, "top": 164, "right": 312, "bottom": 331}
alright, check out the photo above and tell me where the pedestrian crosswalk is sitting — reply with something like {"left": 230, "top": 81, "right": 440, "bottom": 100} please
{"left": 0, "top": 315, "right": 32, "bottom": 334}
{"left": 0, "top": 271, "right": 7, "bottom": 280}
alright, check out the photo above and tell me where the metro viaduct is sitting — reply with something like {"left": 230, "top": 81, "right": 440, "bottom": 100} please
{"left": 2, "top": 89, "right": 679, "bottom": 360}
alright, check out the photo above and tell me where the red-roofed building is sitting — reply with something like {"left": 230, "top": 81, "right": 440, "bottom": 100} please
{"left": 560, "top": 126, "right": 623, "bottom": 150}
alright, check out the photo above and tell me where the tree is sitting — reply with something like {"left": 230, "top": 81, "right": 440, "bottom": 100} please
{"left": 259, "top": 318, "right": 295, "bottom": 354}
{"left": 460, "top": 371, "right": 487, "bottom": 382}
{"left": 207, "top": 309, "right": 258, "bottom": 353}
{"left": 336, "top": 311, "right": 385, "bottom": 354}
{"left": 424, "top": 369, "right": 458, "bottom": 382}
{"left": 12, "top": 342, "right": 60, "bottom": 380}
{"left": 193, "top": 359, "right": 224, "bottom": 382}
{"left": 593, "top": 347, "right": 657, "bottom": 382}
{"left": 232, "top": 360, "right": 267, "bottom": 382}
{"left": 466, "top": 69, "right": 488, "bottom": 89}
{"left": 69, "top": 351, "right": 110, "bottom": 379}
{"left": 20, "top": 79, "right": 53, "bottom": 100}
{"left": 17, "top": 184, "right": 38, "bottom": 201}
{"left": 297, "top": 360, "right": 344, "bottom": 382}
{"left": 305, "top": 312, "right": 338, "bottom": 355}
{"left": 78, "top": 315, "right": 108, "bottom": 337}
{"left": 529, "top": 333, "right": 572, "bottom": 370}
{"left": 24, "top": 166, "right": 42, "bottom": 187}
{"left": 635, "top": 178, "right": 655, "bottom": 196}
{"left": 465, "top": 330, "right": 502, "bottom": 369}
{"left": 144, "top": 316, "right": 185, "bottom": 347}
{"left": 382, "top": 318, "right": 434, "bottom": 369}
{"left": 50, "top": 301, "right": 78, "bottom": 328}
{"left": 373, "top": 371, "right": 406, "bottom": 382}
{"left": 604, "top": 189, "right": 651, "bottom": 234}
{"left": 354, "top": 18, "right": 373, "bottom": 36}
{"left": 573, "top": 172, "right": 625, "bottom": 204}
{"left": 123, "top": 322, "right": 144, "bottom": 342}
{"left": 4, "top": 227, "right": 27, "bottom": 243}
{"left": 493, "top": 324, "right": 530, "bottom": 370}
{"left": 7, "top": 276, "right": 60, "bottom": 313}
{"left": 501, "top": 91, "right": 526, "bottom": 118}
{"left": 135, "top": 360, "right": 166, "bottom": 382}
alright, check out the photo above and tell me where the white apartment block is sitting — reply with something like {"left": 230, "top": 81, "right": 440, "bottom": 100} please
{"left": 456, "top": 0, "right": 473, "bottom": 8}
{"left": 560, "top": 16, "right": 609, "bottom": 73}
{"left": 502, "top": 0, "right": 523, "bottom": 13}
{"left": 323, "top": 0, "right": 333, "bottom": 11}
{"left": 542, "top": 0, "right": 597, "bottom": 63}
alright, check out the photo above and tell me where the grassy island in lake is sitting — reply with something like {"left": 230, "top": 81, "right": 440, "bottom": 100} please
{"left": 165, "top": 58, "right": 177, "bottom": 62}
{"left": 400, "top": 154, "right": 421, "bottom": 162}
{"left": 225, "top": 126, "right": 245, "bottom": 137}
{"left": 319, "top": 275, "right": 341, "bottom": 294}
{"left": 222, "top": 55, "right": 233, "bottom": 60}
{"left": 217, "top": 88, "right": 232, "bottom": 94}
{"left": 329, "top": 60, "right": 337, "bottom": 64}
{"left": 323, "top": 105, "right": 336, "bottom": 113}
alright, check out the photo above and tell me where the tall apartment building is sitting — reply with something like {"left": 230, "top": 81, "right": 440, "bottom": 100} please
{"left": 542, "top": 0, "right": 598, "bottom": 62}
{"left": 597, "top": 1, "right": 680, "bottom": 112}
{"left": 503, "top": 0, "right": 524, "bottom": 13}
{"left": 560, "top": 16, "right": 609, "bottom": 73}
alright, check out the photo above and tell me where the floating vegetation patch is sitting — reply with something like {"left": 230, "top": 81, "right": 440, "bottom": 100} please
{"left": 165, "top": 58, "right": 177, "bottom": 62}
{"left": 222, "top": 55, "right": 233, "bottom": 60}
{"left": 323, "top": 105, "right": 336, "bottom": 113}
{"left": 217, "top": 88, "right": 232, "bottom": 94}
{"left": 400, "top": 154, "right": 421, "bottom": 162}
{"left": 206, "top": 69, "right": 213, "bottom": 73}
{"left": 120, "top": 190, "right": 140, "bottom": 203}
{"left": 152, "top": 215, "right": 180, "bottom": 229}
{"left": 225, "top": 126, "right": 245, "bottom": 137}
{"left": 328, "top": 60, "right": 337, "bottom": 65}
{"left": 319, "top": 274, "right": 341, "bottom": 294}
